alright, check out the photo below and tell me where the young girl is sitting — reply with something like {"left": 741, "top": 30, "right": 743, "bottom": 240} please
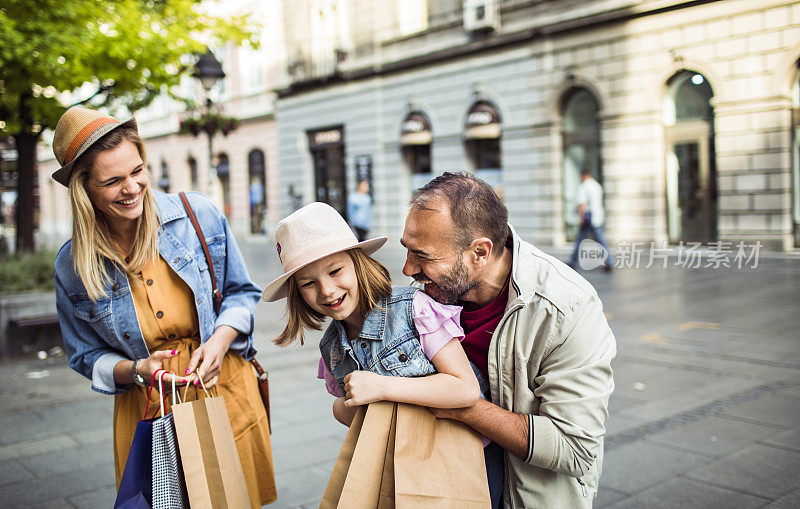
{"left": 262, "top": 202, "right": 481, "bottom": 425}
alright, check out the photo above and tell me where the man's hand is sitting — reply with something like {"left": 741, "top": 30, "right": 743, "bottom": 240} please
{"left": 342, "top": 371, "right": 387, "bottom": 407}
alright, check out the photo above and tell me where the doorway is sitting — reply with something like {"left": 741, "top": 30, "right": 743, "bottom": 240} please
{"left": 308, "top": 126, "right": 347, "bottom": 219}
{"left": 664, "top": 71, "right": 717, "bottom": 244}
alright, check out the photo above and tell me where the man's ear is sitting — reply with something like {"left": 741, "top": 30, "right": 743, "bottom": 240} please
{"left": 468, "top": 237, "right": 494, "bottom": 266}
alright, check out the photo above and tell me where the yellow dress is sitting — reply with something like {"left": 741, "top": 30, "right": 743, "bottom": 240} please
{"left": 113, "top": 255, "right": 277, "bottom": 507}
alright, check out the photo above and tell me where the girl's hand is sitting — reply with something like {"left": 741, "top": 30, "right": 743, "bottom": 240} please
{"left": 138, "top": 350, "right": 188, "bottom": 388}
{"left": 342, "top": 371, "right": 387, "bottom": 407}
{"left": 185, "top": 325, "right": 237, "bottom": 389}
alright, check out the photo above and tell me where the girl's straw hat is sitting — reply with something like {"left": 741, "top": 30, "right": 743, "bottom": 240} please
{"left": 262, "top": 202, "right": 387, "bottom": 302}
{"left": 51, "top": 107, "right": 138, "bottom": 186}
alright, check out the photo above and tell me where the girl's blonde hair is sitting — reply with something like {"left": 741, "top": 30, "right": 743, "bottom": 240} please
{"left": 68, "top": 126, "right": 160, "bottom": 301}
{"left": 273, "top": 248, "right": 392, "bottom": 346}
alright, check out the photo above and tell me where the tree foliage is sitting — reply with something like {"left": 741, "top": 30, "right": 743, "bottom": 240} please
{"left": 0, "top": 0, "right": 257, "bottom": 251}
{"left": 0, "top": 0, "right": 255, "bottom": 130}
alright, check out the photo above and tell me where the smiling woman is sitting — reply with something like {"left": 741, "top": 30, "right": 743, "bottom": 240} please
{"left": 50, "top": 107, "right": 276, "bottom": 507}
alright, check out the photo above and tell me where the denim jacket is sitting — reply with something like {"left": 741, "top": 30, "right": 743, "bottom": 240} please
{"left": 54, "top": 191, "right": 262, "bottom": 395}
{"left": 320, "top": 286, "right": 436, "bottom": 395}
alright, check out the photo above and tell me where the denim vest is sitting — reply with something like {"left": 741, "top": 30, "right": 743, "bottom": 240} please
{"left": 320, "top": 286, "right": 436, "bottom": 395}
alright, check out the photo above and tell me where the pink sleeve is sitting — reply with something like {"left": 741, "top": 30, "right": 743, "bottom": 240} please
{"left": 317, "top": 357, "right": 344, "bottom": 397}
{"left": 413, "top": 291, "right": 465, "bottom": 360}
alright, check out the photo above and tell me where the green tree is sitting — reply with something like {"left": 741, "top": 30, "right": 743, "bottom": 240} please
{"left": 0, "top": 0, "right": 255, "bottom": 252}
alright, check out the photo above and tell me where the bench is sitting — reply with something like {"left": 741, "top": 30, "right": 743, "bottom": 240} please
{"left": 0, "top": 291, "right": 60, "bottom": 357}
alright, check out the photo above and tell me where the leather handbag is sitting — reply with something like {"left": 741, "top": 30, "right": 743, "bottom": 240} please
{"left": 178, "top": 191, "right": 271, "bottom": 432}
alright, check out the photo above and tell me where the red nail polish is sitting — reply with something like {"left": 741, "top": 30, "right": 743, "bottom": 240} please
{"left": 171, "top": 350, "right": 176, "bottom": 355}
{"left": 184, "top": 368, "right": 190, "bottom": 374}
{"left": 194, "top": 380, "right": 199, "bottom": 385}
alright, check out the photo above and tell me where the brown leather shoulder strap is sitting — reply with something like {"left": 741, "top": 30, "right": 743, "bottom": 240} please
{"left": 178, "top": 192, "right": 222, "bottom": 314}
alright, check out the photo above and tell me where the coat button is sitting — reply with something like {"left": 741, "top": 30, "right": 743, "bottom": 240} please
{"left": 398, "top": 353, "right": 408, "bottom": 362}
{"left": 89, "top": 309, "right": 94, "bottom": 319}
{"left": 146, "top": 279, "right": 153, "bottom": 286}
{"left": 156, "top": 311, "right": 164, "bottom": 318}
{"left": 360, "top": 342, "right": 367, "bottom": 348}
{"left": 123, "top": 333, "right": 130, "bottom": 339}
{"left": 112, "top": 283, "right": 119, "bottom": 291}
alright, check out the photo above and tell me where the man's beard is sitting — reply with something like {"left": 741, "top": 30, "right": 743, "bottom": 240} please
{"left": 412, "top": 258, "right": 478, "bottom": 305}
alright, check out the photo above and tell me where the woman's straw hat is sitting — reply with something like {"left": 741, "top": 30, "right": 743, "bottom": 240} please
{"left": 51, "top": 106, "right": 138, "bottom": 186}
{"left": 262, "top": 202, "right": 387, "bottom": 302}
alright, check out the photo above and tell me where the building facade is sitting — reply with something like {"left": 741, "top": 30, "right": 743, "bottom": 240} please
{"left": 276, "top": 0, "right": 800, "bottom": 251}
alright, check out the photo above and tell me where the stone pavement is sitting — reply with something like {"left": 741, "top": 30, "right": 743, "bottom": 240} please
{"left": 0, "top": 240, "right": 799, "bottom": 508}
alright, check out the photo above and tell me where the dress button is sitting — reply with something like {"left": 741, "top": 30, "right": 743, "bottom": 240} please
{"left": 156, "top": 311, "right": 164, "bottom": 318}
{"left": 360, "top": 342, "right": 367, "bottom": 348}
{"left": 124, "top": 257, "right": 130, "bottom": 263}
{"left": 168, "top": 334, "right": 176, "bottom": 339}
{"left": 123, "top": 333, "right": 130, "bottom": 339}
{"left": 398, "top": 353, "right": 408, "bottom": 362}
{"left": 146, "top": 279, "right": 153, "bottom": 286}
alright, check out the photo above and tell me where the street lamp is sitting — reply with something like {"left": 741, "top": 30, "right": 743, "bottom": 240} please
{"left": 193, "top": 49, "right": 225, "bottom": 197}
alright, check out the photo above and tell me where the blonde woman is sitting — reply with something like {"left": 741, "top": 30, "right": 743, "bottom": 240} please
{"left": 52, "top": 107, "right": 276, "bottom": 507}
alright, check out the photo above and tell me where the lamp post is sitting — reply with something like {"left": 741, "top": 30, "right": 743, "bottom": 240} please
{"left": 193, "top": 49, "right": 225, "bottom": 199}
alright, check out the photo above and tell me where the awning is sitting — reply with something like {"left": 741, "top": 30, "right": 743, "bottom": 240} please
{"left": 401, "top": 112, "right": 432, "bottom": 145}
{"left": 464, "top": 102, "right": 501, "bottom": 139}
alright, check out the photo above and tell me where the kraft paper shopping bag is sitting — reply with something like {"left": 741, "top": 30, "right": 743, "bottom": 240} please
{"left": 172, "top": 383, "right": 250, "bottom": 509}
{"left": 394, "top": 404, "right": 490, "bottom": 508}
{"left": 321, "top": 402, "right": 490, "bottom": 509}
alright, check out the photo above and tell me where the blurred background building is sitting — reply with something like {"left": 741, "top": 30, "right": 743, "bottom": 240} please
{"left": 33, "top": 0, "right": 800, "bottom": 252}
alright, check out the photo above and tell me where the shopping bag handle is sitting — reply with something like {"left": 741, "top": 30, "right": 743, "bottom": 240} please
{"left": 182, "top": 373, "right": 213, "bottom": 401}
{"left": 143, "top": 368, "right": 166, "bottom": 420}
{"left": 171, "top": 375, "right": 183, "bottom": 407}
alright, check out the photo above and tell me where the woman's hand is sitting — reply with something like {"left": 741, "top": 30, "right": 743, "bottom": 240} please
{"left": 185, "top": 325, "right": 238, "bottom": 389}
{"left": 137, "top": 350, "right": 189, "bottom": 387}
{"left": 342, "top": 371, "right": 387, "bottom": 407}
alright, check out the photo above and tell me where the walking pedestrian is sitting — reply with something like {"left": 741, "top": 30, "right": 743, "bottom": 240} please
{"left": 51, "top": 107, "right": 276, "bottom": 507}
{"left": 347, "top": 180, "right": 372, "bottom": 242}
{"left": 568, "top": 168, "right": 615, "bottom": 270}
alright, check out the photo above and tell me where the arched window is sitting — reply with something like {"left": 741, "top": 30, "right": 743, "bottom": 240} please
{"left": 188, "top": 156, "right": 198, "bottom": 191}
{"left": 158, "top": 160, "right": 170, "bottom": 193}
{"left": 464, "top": 101, "right": 502, "bottom": 199}
{"left": 401, "top": 111, "right": 432, "bottom": 191}
{"left": 561, "top": 88, "right": 601, "bottom": 239}
{"left": 216, "top": 153, "right": 231, "bottom": 217}
{"left": 664, "top": 71, "right": 716, "bottom": 243}
{"left": 248, "top": 149, "right": 266, "bottom": 234}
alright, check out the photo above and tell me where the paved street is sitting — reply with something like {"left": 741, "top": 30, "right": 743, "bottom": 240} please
{"left": 1, "top": 239, "right": 799, "bottom": 508}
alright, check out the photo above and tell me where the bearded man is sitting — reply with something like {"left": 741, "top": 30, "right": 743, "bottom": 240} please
{"left": 401, "top": 172, "right": 616, "bottom": 508}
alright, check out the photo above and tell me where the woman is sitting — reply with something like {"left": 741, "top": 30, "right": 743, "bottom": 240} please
{"left": 52, "top": 107, "right": 277, "bottom": 507}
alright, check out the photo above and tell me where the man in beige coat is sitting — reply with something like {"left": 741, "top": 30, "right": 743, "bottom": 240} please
{"left": 401, "top": 172, "right": 616, "bottom": 508}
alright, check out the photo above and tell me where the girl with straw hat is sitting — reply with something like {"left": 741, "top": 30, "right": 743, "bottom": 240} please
{"left": 52, "top": 106, "right": 276, "bottom": 507}
{"left": 263, "top": 202, "right": 483, "bottom": 424}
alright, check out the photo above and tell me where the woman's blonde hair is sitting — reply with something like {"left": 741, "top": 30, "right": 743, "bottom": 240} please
{"left": 68, "top": 126, "right": 160, "bottom": 301}
{"left": 273, "top": 248, "right": 392, "bottom": 346}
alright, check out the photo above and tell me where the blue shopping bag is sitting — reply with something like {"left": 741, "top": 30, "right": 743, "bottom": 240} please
{"left": 114, "top": 418, "right": 155, "bottom": 509}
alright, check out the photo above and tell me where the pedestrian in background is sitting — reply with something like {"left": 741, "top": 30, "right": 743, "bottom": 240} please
{"left": 347, "top": 179, "right": 372, "bottom": 242}
{"left": 51, "top": 107, "right": 276, "bottom": 507}
{"left": 568, "top": 167, "right": 615, "bottom": 271}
